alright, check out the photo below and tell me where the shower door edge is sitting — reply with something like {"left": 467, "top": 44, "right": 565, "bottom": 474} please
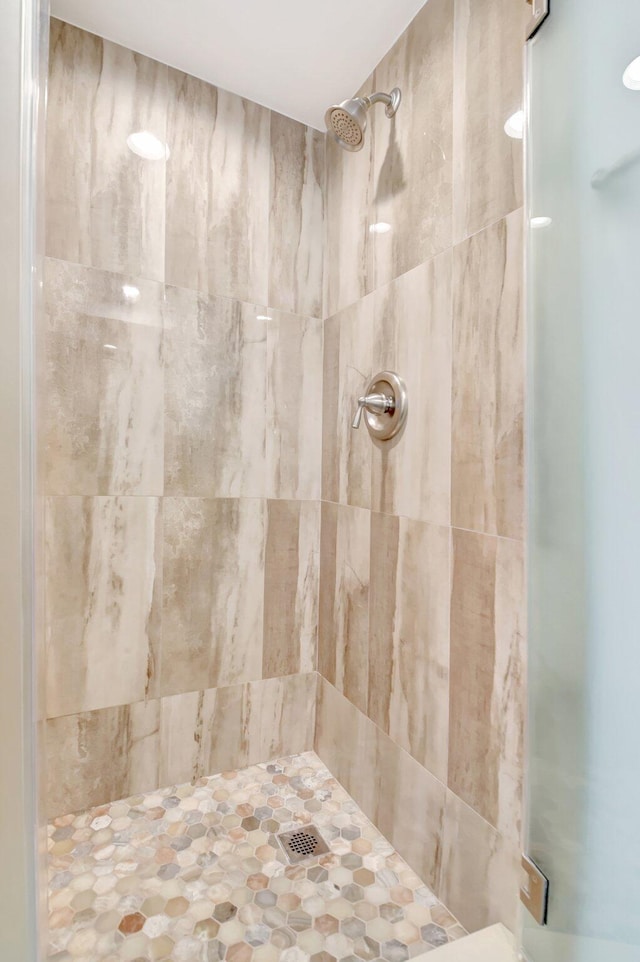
{"left": 0, "top": 0, "right": 47, "bottom": 956}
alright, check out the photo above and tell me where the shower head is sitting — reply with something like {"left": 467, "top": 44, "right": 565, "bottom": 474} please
{"left": 325, "top": 87, "right": 401, "bottom": 152}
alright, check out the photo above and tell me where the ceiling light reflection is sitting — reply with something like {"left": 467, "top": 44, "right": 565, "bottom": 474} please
{"left": 126, "top": 131, "right": 170, "bottom": 160}
{"left": 623, "top": 56, "right": 640, "bottom": 90}
{"left": 504, "top": 109, "right": 524, "bottom": 140}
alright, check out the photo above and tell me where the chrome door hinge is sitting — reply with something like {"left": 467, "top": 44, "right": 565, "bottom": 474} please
{"left": 526, "top": 0, "right": 550, "bottom": 40}
{"left": 520, "top": 854, "right": 549, "bottom": 925}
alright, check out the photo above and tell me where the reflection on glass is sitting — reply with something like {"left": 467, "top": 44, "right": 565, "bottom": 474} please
{"left": 126, "top": 130, "right": 170, "bottom": 160}
{"left": 504, "top": 108, "right": 524, "bottom": 139}
{"left": 622, "top": 55, "right": 640, "bottom": 90}
{"left": 368, "top": 221, "right": 392, "bottom": 234}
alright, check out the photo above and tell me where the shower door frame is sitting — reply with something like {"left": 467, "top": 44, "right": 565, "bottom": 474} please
{"left": 0, "top": 0, "right": 47, "bottom": 956}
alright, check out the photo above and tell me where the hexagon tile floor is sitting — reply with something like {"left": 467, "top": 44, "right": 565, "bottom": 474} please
{"left": 47, "top": 751, "right": 466, "bottom": 962}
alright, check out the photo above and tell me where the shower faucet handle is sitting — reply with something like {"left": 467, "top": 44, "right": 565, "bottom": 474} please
{"left": 351, "top": 371, "right": 408, "bottom": 441}
{"left": 352, "top": 393, "right": 394, "bottom": 430}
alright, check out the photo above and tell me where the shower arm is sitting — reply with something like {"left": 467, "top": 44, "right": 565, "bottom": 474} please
{"left": 362, "top": 89, "right": 402, "bottom": 119}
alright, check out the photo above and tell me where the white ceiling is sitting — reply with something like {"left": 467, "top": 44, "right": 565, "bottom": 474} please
{"left": 50, "top": 0, "right": 427, "bottom": 130}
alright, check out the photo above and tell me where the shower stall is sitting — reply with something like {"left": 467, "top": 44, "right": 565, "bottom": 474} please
{"left": 1, "top": 0, "right": 639, "bottom": 959}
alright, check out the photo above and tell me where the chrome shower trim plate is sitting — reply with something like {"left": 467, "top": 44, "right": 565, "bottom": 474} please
{"left": 354, "top": 370, "right": 408, "bottom": 441}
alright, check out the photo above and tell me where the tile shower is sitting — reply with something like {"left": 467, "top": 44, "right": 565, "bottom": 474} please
{"left": 42, "top": 0, "right": 526, "bottom": 959}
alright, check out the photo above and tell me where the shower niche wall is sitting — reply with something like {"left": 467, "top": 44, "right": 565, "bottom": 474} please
{"left": 42, "top": 0, "right": 527, "bottom": 958}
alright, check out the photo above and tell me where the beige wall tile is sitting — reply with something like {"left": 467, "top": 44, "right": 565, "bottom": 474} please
{"left": 44, "top": 259, "right": 164, "bottom": 496}
{"left": 159, "top": 674, "right": 317, "bottom": 787}
{"left": 452, "top": 210, "right": 524, "bottom": 539}
{"left": 266, "top": 313, "right": 323, "bottom": 501}
{"left": 452, "top": 0, "right": 526, "bottom": 241}
{"left": 163, "top": 287, "right": 266, "bottom": 498}
{"left": 368, "top": 510, "right": 400, "bottom": 752}
{"left": 321, "top": 315, "right": 340, "bottom": 500}
{"left": 165, "top": 68, "right": 270, "bottom": 303}
{"left": 320, "top": 0, "right": 526, "bottom": 930}
{"left": 315, "top": 677, "right": 446, "bottom": 893}
{"left": 324, "top": 76, "right": 374, "bottom": 318}
{"left": 246, "top": 672, "right": 318, "bottom": 769}
{"left": 439, "top": 790, "right": 521, "bottom": 933}
{"left": 161, "top": 498, "right": 265, "bottom": 697}
{"left": 318, "top": 504, "right": 370, "bottom": 714}
{"left": 371, "top": 0, "right": 454, "bottom": 288}
{"left": 374, "top": 718, "right": 446, "bottom": 895}
{"left": 263, "top": 501, "right": 320, "bottom": 678}
{"left": 321, "top": 295, "right": 374, "bottom": 509}
{"left": 371, "top": 251, "right": 452, "bottom": 525}
{"left": 46, "top": 674, "right": 316, "bottom": 816}
{"left": 45, "top": 700, "right": 160, "bottom": 817}
{"left": 269, "top": 113, "right": 324, "bottom": 318}
{"left": 369, "top": 514, "right": 451, "bottom": 782}
{"left": 315, "top": 673, "right": 378, "bottom": 813}
{"left": 46, "top": 21, "right": 167, "bottom": 280}
{"left": 45, "top": 497, "right": 162, "bottom": 717}
{"left": 448, "top": 529, "right": 525, "bottom": 847}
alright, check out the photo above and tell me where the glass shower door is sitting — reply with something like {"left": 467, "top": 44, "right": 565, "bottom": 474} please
{"left": 525, "top": 1, "right": 640, "bottom": 960}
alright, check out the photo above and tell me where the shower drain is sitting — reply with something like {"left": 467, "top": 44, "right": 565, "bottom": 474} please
{"left": 276, "top": 824, "right": 330, "bottom": 864}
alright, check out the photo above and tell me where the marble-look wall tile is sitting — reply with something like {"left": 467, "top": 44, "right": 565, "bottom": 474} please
{"left": 318, "top": 0, "right": 526, "bottom": 939}
{"left": 439, "top": 790, "right": 521, "bottom": 933}
{"left": 160, "top": 673, "right": 317, "bottom": 787}
{"left": 263, "top": 501, "right": 320, "bottom": 678}
{"left": 165, "top": 68, "right": 270, "bottom": 304}
{"left": 324, "top": 77, "right": 374, "bottom": 318}
{"left": 46, "top": 674, "right": 316, "bottom": 816}
{"left": 318, "top": 503, "right": 370, "bottom": 715}
{"left": 45, "top": 696, "right": 160, "bottom": 818}
{"left": 448, "top": 529, "right": 525, "bottom": 846}
{"left": 452, "top": 0, "right": 526, "bottom": 241}
{"left": 371, "top": 0, "right": 454, "bottom": 289}
{"left": 266, "top": 313, "right": 323, "bottom": 500}
{"left": 316, "top": 673, "right": 377, "bottom": 813}
{"left": 163, "top": 286, "right": 266, "bottom": 498}
{"left": 369, "top": 514, "right": 450, "bottom": 782}
{"left": 161, "top": 498, "right": 265, "bottom": 697}
{"left": 452, "top": 210, "right": 524, "bottom": 539}
{"left": 371, "top": 251, "right": 452, "bottom": 525}
{"left": 322, "top": 294, "right": 374, "bottom": 509}
{"left": 44, "top": 259, "right": 164, "bottom": 496}
{"left": 269, "top": 113, "right": 324, "bottom": 318}
{"left": 46, "top": 20, "right": 167, "bottom": 280}
{"left": 45, "top": 497, "right": 162, "bottom": 717}
{"left": 315, "top": 677, "right": 446, "bottom": 893}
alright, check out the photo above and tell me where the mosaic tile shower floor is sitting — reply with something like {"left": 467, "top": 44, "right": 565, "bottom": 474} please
{"left": 48, "top": 752, "right": 466, "bottom": 962}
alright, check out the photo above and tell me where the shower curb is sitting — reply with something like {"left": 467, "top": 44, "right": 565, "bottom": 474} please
{"left": 415, "top": 924, "right": 518, "bottom": 961}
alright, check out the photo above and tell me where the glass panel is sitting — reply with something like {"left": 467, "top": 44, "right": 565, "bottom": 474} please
{"left": 525, "top": 1, "right": 640, "bottom": 959}
{"left": 0, "top": 0, "right": 46, "bottom": 956}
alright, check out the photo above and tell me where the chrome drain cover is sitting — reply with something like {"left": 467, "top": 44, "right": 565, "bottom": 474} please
{"left": 277, "top": 825, "right": 330, "bottom": 864}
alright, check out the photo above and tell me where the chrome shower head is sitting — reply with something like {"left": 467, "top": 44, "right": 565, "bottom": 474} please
{"left": 325, "top": 98, "right": 369, "bottom": 150}
{"left": 325, "top": 88, "right": 401, "bottom": 152}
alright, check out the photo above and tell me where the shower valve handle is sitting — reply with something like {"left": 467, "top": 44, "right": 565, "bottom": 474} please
{"left": 352, "top": 393, "right": 395, "bottom": 429}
